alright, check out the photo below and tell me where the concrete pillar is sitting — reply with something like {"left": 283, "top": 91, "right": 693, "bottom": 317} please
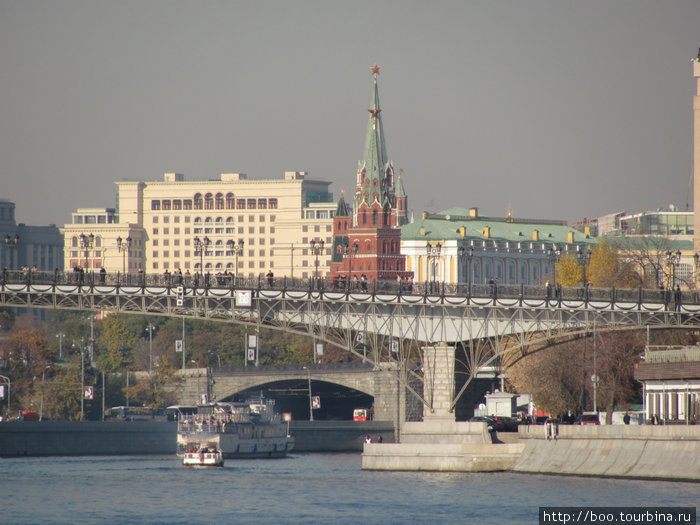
{"left": 422, "top": 343, "right": 455, "bottom": 422}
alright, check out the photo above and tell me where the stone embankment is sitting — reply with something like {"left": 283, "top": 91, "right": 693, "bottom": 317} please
{"left": 362, "top": 419, "right": 524, "bottom": 472}
{"left": 0, "top": 420, "right": 393, "bottom": 456}
{"left": 513, "top": 424, "right": 700, "bottom": 481}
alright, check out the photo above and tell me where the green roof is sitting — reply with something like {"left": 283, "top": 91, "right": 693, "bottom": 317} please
{"left": 401, "top": 207, "right": 593, "bottom": 246}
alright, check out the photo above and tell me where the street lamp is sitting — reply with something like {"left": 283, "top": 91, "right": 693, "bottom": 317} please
{"left": 4, "top": 234, "right": 19, "bottom": 269}
{"left": 302, "top": 366, "right": 314, "bottom": 421}
{"left": 458, "top": 245, "right": 474, "bottom": 294}
{"left": 116, "top": 235, "right": 132, "bottom": 274}
{"left": 72, "top": 339, "right": 87, "bottom": 421}
{"left": 665, "top": 250, "right": 682, "bottom": 289}
{"left": 193, "top": 236, "right": 211, "bottom": 274}
{"left": 79, "top": 233, "right": 95, "bottom": 270}
{"left": 310, "top": 239, "right": 325, "bottom": 288}
{"left": 342, "top": 240, "right": 359, "bottom": 285}
{"left": 56, "top": 332, "right": 66, "bottom": 360}
{"left": 39, "top": 365, "right": 52, "bottom": 421}
{"left": 548, "top": 245, "right": 561, "bottom": 286}
{"left": 577, "top": 246, "right": 592, "bottom": 284}
{"left": 146, "top": 323, "right": 156, "bottom": 372}
{"left": 426, "top": 242, "right": 442, "bottom": 293}
{"left": 226, "top": 239, "right": 244, "bottom": 282}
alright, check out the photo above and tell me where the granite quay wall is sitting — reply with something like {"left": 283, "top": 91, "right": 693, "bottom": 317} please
{"left": 0, "top": 421, "right": 177, "bottom": 456}
{"left": 290, "top": 420, "right": 395, "bottom": 452}
{"left": 0, "top": 420, "right": 393, "bottom": 456}
{"left": 514, "top": 424, "right": 700, "bottom": 481}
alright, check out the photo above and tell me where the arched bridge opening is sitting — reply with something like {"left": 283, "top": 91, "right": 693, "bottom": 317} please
{"left": 218, "top": 380, "right": 373, "bottom": 421}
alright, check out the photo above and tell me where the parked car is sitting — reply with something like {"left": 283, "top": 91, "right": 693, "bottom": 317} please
{"left": 576, "top": 412, "right": 600, "bottom": 425}
{"left": 468, "top": 416, "right": 496, "bottom": 431}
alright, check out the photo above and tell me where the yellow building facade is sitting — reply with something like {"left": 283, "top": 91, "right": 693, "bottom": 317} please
{"left": 61, "top": 171, "right": 335, "bottom": 278}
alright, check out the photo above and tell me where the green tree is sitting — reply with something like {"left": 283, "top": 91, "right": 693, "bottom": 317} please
{"left": 128, "top": 357, "right": 181, "bottom": 410}
{"left": 97, "top": 315, "right": 137, "bottom": 372}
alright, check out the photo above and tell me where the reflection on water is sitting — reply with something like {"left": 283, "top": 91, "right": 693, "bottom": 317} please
{"left": 0, "top": 454, "right": 696, "bottom": 525}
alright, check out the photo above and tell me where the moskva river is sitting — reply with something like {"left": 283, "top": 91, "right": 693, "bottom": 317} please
{"left": 0, "top": 453, "right": 696, "bottom": 524}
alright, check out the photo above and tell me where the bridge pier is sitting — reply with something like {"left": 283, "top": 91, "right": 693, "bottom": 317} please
{"left": 422, "top": 343, "right": 456, "bottom": 423}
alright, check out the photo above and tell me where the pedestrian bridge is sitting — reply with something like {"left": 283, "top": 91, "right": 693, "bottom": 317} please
{"left": 2, "top": 270, "right": 699, "bottom": 412}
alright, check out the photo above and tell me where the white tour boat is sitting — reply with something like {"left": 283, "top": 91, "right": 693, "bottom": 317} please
{"left": 183, "top": 447, "right": 224, "bottom": 468}
{"left": 176, "top": 397, "right": 294, "bottom": 459}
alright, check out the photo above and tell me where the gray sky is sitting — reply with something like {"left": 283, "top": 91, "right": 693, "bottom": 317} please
{"left": 1, "top": 0, "right": 698, "bottom": 227}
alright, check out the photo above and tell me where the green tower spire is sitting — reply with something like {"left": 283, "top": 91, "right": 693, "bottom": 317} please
{"left": 355, "top": 63, "right": 394, "bottom": 219}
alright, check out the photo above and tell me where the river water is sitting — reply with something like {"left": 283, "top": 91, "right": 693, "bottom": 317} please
{"left": 0, "top": 453, "right": 696, "bottom": 524}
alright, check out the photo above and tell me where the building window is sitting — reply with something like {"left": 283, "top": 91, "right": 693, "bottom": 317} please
{"left": 258, "top": 198, "right": 267, "bottom": 209}
{"left": 184, "top": 199, "right": 193, "bottom": 210}
{"left": 162, "top": 200, "right": 171, "bottom": 210}
{"left": 269, "top": 199, "right": 278, "bottom": 209}
{"left": 237, "top": 199, "right": 246, "bottom": 209}
{"left": 153, "top": 216, "right": 159, "bottom": 223}
{"left": 226, "top": 193, "right": 235, "bottom": 209}
{"left": 173, "top": 199, "right": 182, "bottom": 210}
{"left": 153, "top": 240, "right": 159, "bottom": 247}
{"left": 215, "top": 193, "right": 224, "bottom": 209}
{"left": 163, "top": 228, "right": 169, "bottom": 235}
{"left": 163, "top": 216, "right": 170, "bottom": 223}
{"left": 174, "top": 228, "right": 180, "bottom": 235}
{"left": 194, "top": 194, "right": 203, "bottom": 210}
{"left": 153, "top": 251, "right": 159, "bottom": 258}
{"left": 203, "top": 193, "right": 213, "bottom": 209}
{"left": 247, "top": 199, "right": 256, "bottom": 209}
{"left": 152, "top": 228, "right": 159, "bottom": 235}
{"left": 151, "top": 200, "right": 161, "bottom": 211}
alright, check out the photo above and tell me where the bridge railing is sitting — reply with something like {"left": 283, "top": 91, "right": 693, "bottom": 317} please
{"left": 1, "top": 268, "right": 697, "bottom": 305}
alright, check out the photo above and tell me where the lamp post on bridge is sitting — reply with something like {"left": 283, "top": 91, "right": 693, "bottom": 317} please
{"left": 226, "top": 239, "right": 244, "bottom": 282}
{"left": 193, "top": 236, "right": 211, "bottom": 275}
{"left": 116, "top": 236, "right": 132, "bottom": 275}
{"left": 79, "top": 233, "right": 95, "bottom": 270}
{"left": 4, "top": 234, "right": 19, "bottom": 269}
{"left": 458, "top": 245, "right": 473, "bottom": 294}
{"left": 665, "top": 250, "right": 681, "bottom": 289}
{"left": 426, "top": 242, "right": 442, "bottom": 293}
{"left": 342, "top": 240, "right": 359, "bottom": 286}
{"left": 310, "top": 239, "right": 325, "bottom": 289}
{"left": 548, "top": 245, "right": 561, "bottom": 286}
{"left": 577, "top": 246, "right": 591, "bottom": 284}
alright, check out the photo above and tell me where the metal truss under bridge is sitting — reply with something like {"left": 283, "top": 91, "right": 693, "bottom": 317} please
{"left": 3, "top": 270, "right": 700, "bottom": 412}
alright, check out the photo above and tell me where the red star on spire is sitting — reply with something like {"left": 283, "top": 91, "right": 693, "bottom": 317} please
{"left": 370, "top": 63, "right": 381, "bottom": 76}
{"left": 368, "top": 108, "right": 381, "bottom": 118}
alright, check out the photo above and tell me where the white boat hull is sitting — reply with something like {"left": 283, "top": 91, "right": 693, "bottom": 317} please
{"left": 183, "top": 451, "right": 224, "bottom": 468}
